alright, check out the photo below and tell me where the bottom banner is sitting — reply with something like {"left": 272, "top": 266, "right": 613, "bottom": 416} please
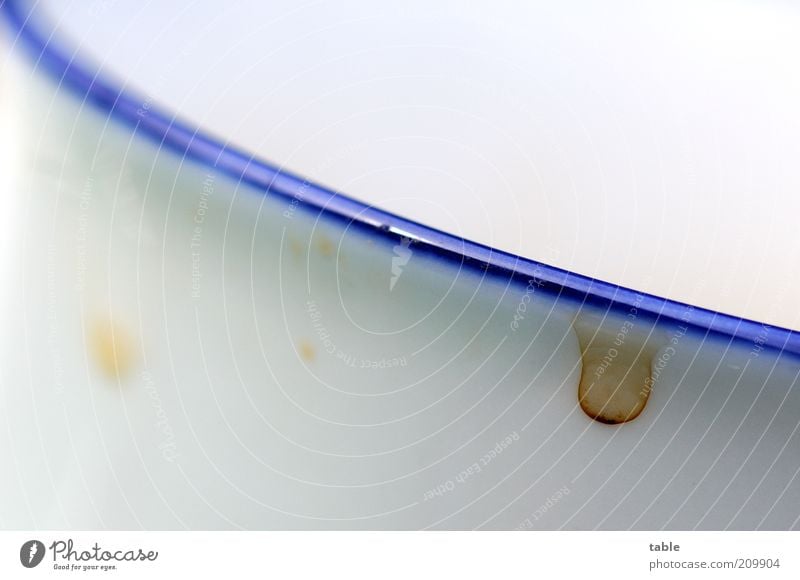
{"left": 1, "top": 531, "right": 797, "bottom": 579}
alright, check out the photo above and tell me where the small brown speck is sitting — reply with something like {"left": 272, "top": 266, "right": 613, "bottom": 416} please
{"left": 298, "top": 340, "right": 315, "bottom": 362}
{"left": 89, "top": 318, "right": 135, "bottom": 380}
{"left": 316, "top": 236, "right": 335, "bottom": 257}
{"left": 288, "top": 237, "right": 305, "bottom": 259}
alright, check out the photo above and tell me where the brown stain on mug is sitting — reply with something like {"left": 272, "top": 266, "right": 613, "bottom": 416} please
{"left": 316, "top": 236, "right": 335, "bottom": 258}
{"left": 578, "top": 345, "right": 653, "bottom": 424}
{"left": 573, "top": 316, "right": 659, "bottom": 425}
{"left": 288, "top": 237, "right": 305, "bottom": 260}
{"left": 298, "top": 340, "right": 316, "bottom": 362}
{"left": 89, "top": 318, "right": 135, "bottom": 380}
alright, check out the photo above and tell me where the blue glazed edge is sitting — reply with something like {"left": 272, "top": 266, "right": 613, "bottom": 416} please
{"left": 2, "top": 0, "right": 798, "bottom": 359}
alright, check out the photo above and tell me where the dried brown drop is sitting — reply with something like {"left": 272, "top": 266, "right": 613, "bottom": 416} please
{"left": 298, "top": 340, "right": 316, "bottom": 362}
{"left": 316, "top": 236, "right": 335, "bottom": 257}
{"left": 89, "top": 318, "right": 135, "bottom": 380}
{"left": 288, "top": 237, "right": 305, "bottom": 259}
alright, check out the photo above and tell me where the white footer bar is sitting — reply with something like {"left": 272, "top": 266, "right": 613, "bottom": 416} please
{"left": 1, "top": 531, "right": 797, "bottom": 579}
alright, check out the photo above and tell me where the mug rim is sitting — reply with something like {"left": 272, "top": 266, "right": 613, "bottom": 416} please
{"left": 3, "top": 0, "right": 797, "bottom": 358}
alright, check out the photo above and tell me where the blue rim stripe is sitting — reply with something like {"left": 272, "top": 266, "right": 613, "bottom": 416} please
{"left": 3, "top": 0, "right": 798, "bottom": 358}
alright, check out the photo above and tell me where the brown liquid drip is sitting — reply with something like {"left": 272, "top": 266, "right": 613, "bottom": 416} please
{"left": 574, "top": 317, "right": 659, "bottom": 425}
{"left": 578, "top": 345, "right": 653, "bottom": 424}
